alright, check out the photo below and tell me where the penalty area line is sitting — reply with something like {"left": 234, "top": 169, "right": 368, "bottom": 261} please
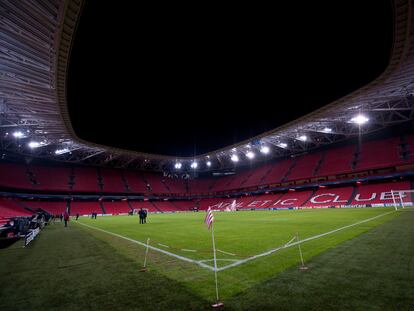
{"left": 217, "top": 210, "right": 395, "bottom": 272}
{"left": 75, "top": 221, "right": 214, "bottom": 271}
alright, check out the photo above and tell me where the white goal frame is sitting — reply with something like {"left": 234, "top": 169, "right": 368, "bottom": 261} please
{"left": 390, "top": 189, "right": 414, "bottom": 211}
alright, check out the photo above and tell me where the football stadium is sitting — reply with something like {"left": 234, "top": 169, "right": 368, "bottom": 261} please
{"left": 1, "top": 1, "right": 414, "bottom": 310}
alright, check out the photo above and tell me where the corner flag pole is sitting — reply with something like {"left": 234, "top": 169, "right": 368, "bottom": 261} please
{"left": 140, "top": 238, "right": 150, "bottom": 272}
{"left": 297, "top": 232, "right": 308, "bottom": 270}
{"left": 211, "top": 223, "right": 220, "bottom": 304}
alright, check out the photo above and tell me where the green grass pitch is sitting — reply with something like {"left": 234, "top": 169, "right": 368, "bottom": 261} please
{"left": 1, "top": 207, "right": 414, "bottom": 310}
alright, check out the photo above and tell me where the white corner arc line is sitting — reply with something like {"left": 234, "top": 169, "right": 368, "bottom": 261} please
{"left": 75, "top": 221, "right": 214, "bottom": 271}
{"left": 216, "top": 211, "right": 394, "bottom": 271}
{"left": 216, "top": 249, "right": 236, "bottom": 256}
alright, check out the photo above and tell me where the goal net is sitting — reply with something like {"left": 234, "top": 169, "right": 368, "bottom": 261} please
{"left": 391, "top": 190, "right": 414, "bottom": 211}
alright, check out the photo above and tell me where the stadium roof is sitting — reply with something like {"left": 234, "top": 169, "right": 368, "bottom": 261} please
{"left": 1, "top": 0, "right": 414, "bottom": 172}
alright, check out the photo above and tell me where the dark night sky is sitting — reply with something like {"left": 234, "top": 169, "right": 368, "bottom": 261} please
{"left": 67, "top": 1, "right": 393, "bottom": 157}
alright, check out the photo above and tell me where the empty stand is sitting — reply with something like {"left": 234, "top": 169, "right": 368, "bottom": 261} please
{"left": 163, "top": 177, "right": 187, "bottom": 194}
{"left": 123, "top": 171, "right": 148, "bottom": 193}
{"left": 102, "top": 201, "right": 131, "bottom": 214}
{"left": 72, "top": 168, "right": 100, "bottom": 192}
{"left": 356, "top": 138, "right": 405, "bottom": 170}
{"left": 288, "top": 153, "right": 323, "bottom": 180}
{"left": 100, "top": 168, "right": 127, "bottom": 193}
{"left": 260, "top": 159, "right": 293, "bottom": 185}
{"left": 29, "top": 166, "right": 71, "bottom": 191}
{"left": 0, "top": 198, "right": 32, "bottom": 218}
{"left": 317, "top": 145, "right": 356, "bottom": 176}
{"left": 242, "top": 163, "right": 274, "bottom": 188}
{"left": 142, "top": 173, "right": 169, "bottom": 193}
{"left": 24, "top": 201, "right": 66, "bottom": 215}
{"left": 0, "top": 163, "right": 32, "bottom": 189}
{"left": 187, "top": 178, "right": 214, "bottom": 193}
{"left": 70, "top": 201, "right": 102, "bottom": 215}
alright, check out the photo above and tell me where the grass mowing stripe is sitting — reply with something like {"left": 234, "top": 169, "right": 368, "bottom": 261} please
{"left": 75, "top": 221, "right": 215, "bottom": 271}
{"left": 217, "top": 210, "right": 394, "bottom": 271}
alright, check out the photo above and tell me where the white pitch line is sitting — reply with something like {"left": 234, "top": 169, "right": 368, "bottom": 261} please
{"left": 76, "top": 210, "right": 394, "bottom": 273}
{"left": 284, "top": 236, "right": 297, "bottom": 246}
{"left": 75, "top": 221, "right": 214, "bottom": 271}
{"left": 157, "top": 243, "right": 170, "bottom": 248}
{"left": 199, "top": 259, "right": 239, "bottom": 263}
{"left": 216, "top": 249, "right": 236, "bottom": 256}
{"left": 181, "top": 249, "right": 197, "bottom": 252}
{"left": 216, "top": 210, "right": 395, "bottom": 271}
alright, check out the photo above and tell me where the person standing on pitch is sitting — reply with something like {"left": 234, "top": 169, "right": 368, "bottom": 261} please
{"left": 76, "top": 213, "right": 79, "bottom": 221}
{"left": 138, "top": 208, "right": 144, "bottom": 224}
{"left": 63, "top": 211, "right": 70, "bottom": 227}
{"left": 143, "top": 209, "right": 147, "bottom": 224}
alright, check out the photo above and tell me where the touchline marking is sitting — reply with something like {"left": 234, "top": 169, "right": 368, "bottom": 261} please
{"left": 216, "top": 249, "right": 236, "bottom": 256}
{"left": 216, "top": 211, "right": 394, "bottom": 271}
{"left": 181, "top": 249, "right": 197, "bottom": 252}
{"left": 75, "top": 221, "right": 214, "bottom": 271}
{"left": 76, "top": 210, "right": 394, "bottom": 272}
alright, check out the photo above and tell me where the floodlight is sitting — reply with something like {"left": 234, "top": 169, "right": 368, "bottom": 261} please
{"left": 298, "top": 135, "right": 307, "bottom": 141}
{"left": 323, "top": 127, "right": 332, "bottom": 133}
{"left": 351, "top": 114, "right": 369, "bottom": 125}
{"left": 28, "top": 141, "right": 41, "bottom": 148}
{"left": 13, "top": 131, "right": 24, "bottom": 138}
{"left": 260, "top": 146, "right": 270, "bottom": 154}
{"left": 206, "top": 161, "right": 212, "bottom": 167}
{"left": 231, "top": 154, "right": 239, "bottom": 162}
{"left": 246, "top": 151, "right": 255, "bottom": 159}
{"left": 278, "top": 143, "right": 288, "bottom": 148}
{"left": 55, "top": 148, "right": 70, "bottom": 155}
{"left": 174, "top": 162, "right": 182, "bottom": 169}
{"left": 190, "top": 162, "right": 198, "bottom": 169}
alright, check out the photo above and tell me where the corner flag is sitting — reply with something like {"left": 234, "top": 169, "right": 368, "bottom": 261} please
{"left": 204, "top": 207, "right": 223, "bottom": 307}
{"left": 205, "top": 207, "right": 214, "bottom": 230}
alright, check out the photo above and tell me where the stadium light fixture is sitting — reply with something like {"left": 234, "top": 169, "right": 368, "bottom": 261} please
{"left": 246, "top": 151, "right": 255, "bottom": 159}
{"left": 55, "top": 148, "right": 70, "bottom": 155}
{"left": 13, "top": 131, "right": 25, "bottom": 138}
{"left": 28, "top": 141, "right": 41, "bottom": 148}
{"left": 260, "top": 146, "right": 270, "bottom": 154}
{"left": 278, "top": 142, "right": 288, "bottom": 148}
{"left": 174, "top": 162, "right": 182, "bottom": 169}
{"left": 351, "top": 114, "right": 369, "bottom": 125}
{"left": 231, "top": 154, "right": 239, "bottom": 162}
{"left": 206, "top": 161, "right": 212, "bottom": 167}
{"left": 298, "top": 135, "right": 307, "bottom": 141}
{"left": 323, "top": 127, "right": 332, "bottom": 133}
{"left": 190, "top": 161, "right": 198, "bottom": 169}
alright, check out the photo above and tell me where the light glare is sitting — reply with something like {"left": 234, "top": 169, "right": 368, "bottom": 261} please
{"left": 246, "top": 151, "right": 255, "bottom": 159}
{"left": 351, "top": 114, "right": 369, "bottom": 125}
{"left": 231, "top": 154, "right": 239, "bottom": 162}
{"left": 13, "top": 131, "right": 24, "bottom": 138}
{"left": 260, "top": 146, "right": 270, "bottom": 154}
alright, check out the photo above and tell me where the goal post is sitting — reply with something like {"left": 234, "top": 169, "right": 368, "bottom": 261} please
{"left": 390, "top": 189, "right": 414, "bottom": 211}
